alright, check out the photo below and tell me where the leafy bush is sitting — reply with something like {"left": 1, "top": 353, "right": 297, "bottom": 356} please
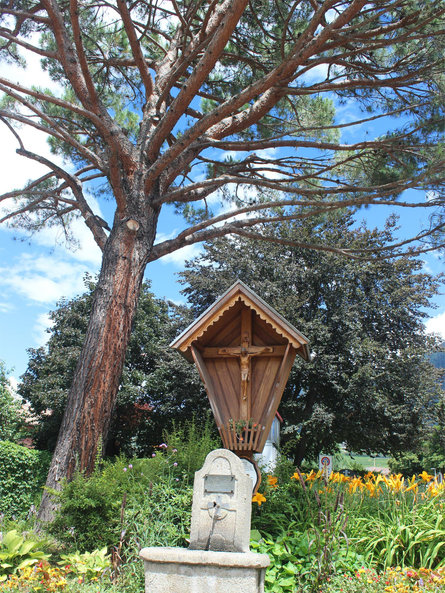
{"left": 251, "top": 466, "right": 444, "bottom": 591}
{"left": 350, "top": 493, "right": 445, "bottom": 569}
{"left": 58, "top": 548, "right": 111, "bottom": 580}
{"left": 251, "top": 528, "right": 365, "bottom": 593}
{"left": 0, "top": 530, "right": 51, "bottom": 581}
{"left": 160, "top": 415, "right": 221, "bottom": 484}
{"left": 251, "top": 478, "right": 316, "bottom": 537}
{"left": 48, "top": 464, "right": 127, "bottom": 552}
{"left": 49, "top": 418, "right": 216, "bottom": 553}
{"left": 0, "top": 442, "right": 51, "bottom": 518}
{"left": 123, "top": 479, "right": 193, "bottom": 568}
{"left": 0, "top": 363, "right": 27, "bottom": 444}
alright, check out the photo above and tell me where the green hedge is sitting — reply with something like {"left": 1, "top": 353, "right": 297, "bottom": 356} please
{"left": 0, "top": 441, "right": 51, "bottom": 518}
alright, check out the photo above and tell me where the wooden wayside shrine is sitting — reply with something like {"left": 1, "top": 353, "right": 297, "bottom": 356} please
{"left": 170, "top": 281, "right": 310, "bottom": 458}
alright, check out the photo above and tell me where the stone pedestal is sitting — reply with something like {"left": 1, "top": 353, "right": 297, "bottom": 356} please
{"left": 140, "top": 449, "right": 270, "bottom": 593}
{"left": 140, "top": 547, "right": 270, "bottom": 593}
{"left": 189, "top": 449, "right": 252, "bottom": 553}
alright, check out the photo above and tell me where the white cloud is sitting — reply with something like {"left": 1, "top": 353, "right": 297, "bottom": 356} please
{"left": 256, "top": 148, "right": 278, "bottom": 159}
{"left": 324, "top": 9, "right": 338, "bottom": 23}
{"left": 0, "top": 44, "right": 65, "bottom": 197}
{"left": 33, "top": 312, "right": 54, "bottom": 347}
{"left": 335, "top": 99, "right": 365, "bottom": 128}
{"left": 426, "top": 190, "right": 439, "bottom": 202}
{"left": 155, "top": 230, "right": 202, "bottom": 266}
{"left": 0, "top": 125, "right": 65, "bottom": 198}
{"left": 0, "top": 301, "right": 14, "bottom": 313}
{"left": 1, "top": 47, "right": 105, "bottom": 269}
{"left": 0, "top": 253, "right": 96, "bottom": 305}
{"left": 0, "top": 39, "right": 61, "bottom": 92}
{"left": 425, "top": 311, "right": 445, "bottom": 340}
{"left": 29, "top": 213, "right": 103, "bottom": 267}
{"left": 299, "top": 62, "right": 329, "bottom": 84}
{"left": 7, "top": 376, "right": 19, "bottom": 396}
{"left": 161, "top": 243, "right": 202, "bottom": 266}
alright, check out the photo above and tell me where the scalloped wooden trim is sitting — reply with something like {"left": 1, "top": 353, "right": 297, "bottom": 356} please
{"left": 179, "top": 295, "right": 242, "bottom": 351}
{"left": 179, "top": 292, "right": 307, "bottom": 352}
{"left": 238, "top": 294, "right": 306, "bottom": 349}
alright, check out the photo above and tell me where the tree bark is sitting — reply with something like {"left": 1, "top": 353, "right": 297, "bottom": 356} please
{"left": 38, "top": 203, "right": 158, "bottom": 523}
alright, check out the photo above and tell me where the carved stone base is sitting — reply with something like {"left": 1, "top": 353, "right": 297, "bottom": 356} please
{"left": 140, "top": 547, "right": 270, "bottom": 593}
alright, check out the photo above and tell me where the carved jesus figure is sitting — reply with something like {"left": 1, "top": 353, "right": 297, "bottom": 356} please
{"left": 219, "top": 333, "right": 272, "bottom": 401}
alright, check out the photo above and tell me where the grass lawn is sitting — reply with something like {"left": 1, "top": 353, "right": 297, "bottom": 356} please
{"left": 350, "top": 454, "right": 389, "bottom": 469}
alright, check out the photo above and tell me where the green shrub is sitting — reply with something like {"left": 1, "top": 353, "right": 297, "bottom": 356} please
{"left": 161, "top": 416, "right": 221, "bottom": 484}
{"left": 350, "top": 494, "right": 445, "bottom": 569}
{"left": 58, "top": 547, "right": 111, "bottom": 580}
{"left": 123, "top": 480, "right": 193, "bottom": 565}
{"left": 0, "top": 362, "right": 27, "bottom": 444}
{"left": 0, "top": 530, "right": 51, "bottom": 581}
{"left": 48, "top": 466, "right": 126, "bottom": 552}
{"left": 0, "top": 442, "right": 51, "bottom": 518}
{"left": 251, "top": 528, "right": 365, "bottom": 593}
{"left": 251, "top": 478, "right": 316, "bottom": 537}
{"left": 48, "top": 418, "right": 216, "bottom": 553}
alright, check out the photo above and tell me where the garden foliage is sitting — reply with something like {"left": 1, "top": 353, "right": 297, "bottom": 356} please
{"left": 251, "top": 465, "right": 444, "bottom": 591}
{"left": 0, "top": 362, "right": 26, "bottom": 444}
{"left": 0, "top": 530, "right": 50, "bottom": 582}
{"left": 0, "top": 442, "right": 51, "bottom": 518}
{"left": 48, "top": 419, "right": 217, "bottom": 553}
{"left": 1, "top": 423, "right": 444, "bottom": 592}
{"left": 323, "top": 567, "right": 445, "bottom": 593}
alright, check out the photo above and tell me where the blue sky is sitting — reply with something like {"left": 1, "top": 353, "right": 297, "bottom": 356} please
{"left": 0, "top": 50, "right": 444, "bottom": 389}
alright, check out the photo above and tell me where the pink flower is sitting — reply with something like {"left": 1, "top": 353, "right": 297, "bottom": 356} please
{"left": 123, "top": 467, "right": 127, "bottom": 472}
{"left": 173, "top": 462, "right": 178, "bottom": 467}
{"left": 128, "top": 464, "right": 133, "bottom": 469}
{"left": 152, "top": 453, "right": 156, "bottom": 457}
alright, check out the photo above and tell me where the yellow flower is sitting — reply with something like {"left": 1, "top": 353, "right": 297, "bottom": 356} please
{"left": 348, "top": 476, "right": 364, "bottom": 494}
{"left": 387, "top": 474, "right": 404, "bottom": 493}
{"left": 374, "top": 474, "right": 382, "bottom": 485}
{"left": 426, "top": 479, "right": 445, "bottom": 497}
{"left": 419, "top": 470, "right": 434, "bottom": 482}
{"left": 404, "top": 474, "right": 418, "bottom": 495}
{"left": 329, "top": 471, "right": 349, "bottom": 484}
{"left": 252, "top": 492, "right": 266, "bottom": 506}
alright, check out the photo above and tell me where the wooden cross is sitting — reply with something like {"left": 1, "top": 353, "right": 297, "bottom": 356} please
{"left": 202, "top": 309, "right": 278, "bottom": 419}
{"left": 218, "top": 336, "right": 272, "bottom": 404}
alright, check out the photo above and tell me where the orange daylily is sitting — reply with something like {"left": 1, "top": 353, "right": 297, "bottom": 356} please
{"left": 267, "top": 475, "right": 278, "bottom": 488}
{"left": 252, "top": 492, "right": 266, "bottom": 506}
{"left": 403, "top": 475, "right": 418, "bottom": 494}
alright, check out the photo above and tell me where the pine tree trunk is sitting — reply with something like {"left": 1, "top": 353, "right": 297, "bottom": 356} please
{"left": 38, "top": 207, "right": 157, "bottom": 523}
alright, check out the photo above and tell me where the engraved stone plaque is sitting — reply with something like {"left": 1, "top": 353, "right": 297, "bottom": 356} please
{"left": 204, "top": 474, "right": 235, "bottom": 495}
{"left": 189, "top": 449, "right": 252, "bottom": 553}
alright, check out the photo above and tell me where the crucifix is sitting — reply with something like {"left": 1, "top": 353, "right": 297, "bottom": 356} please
{"left": 216, "top": 309, "right": 273, "bottom": 419}
{"left": 171, "top": 280, "right": 310, "bottom": 460}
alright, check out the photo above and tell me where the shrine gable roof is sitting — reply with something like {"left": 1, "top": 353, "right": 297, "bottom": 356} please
{"left": 170, "top": 280, "right": 310, "bottom": 361}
